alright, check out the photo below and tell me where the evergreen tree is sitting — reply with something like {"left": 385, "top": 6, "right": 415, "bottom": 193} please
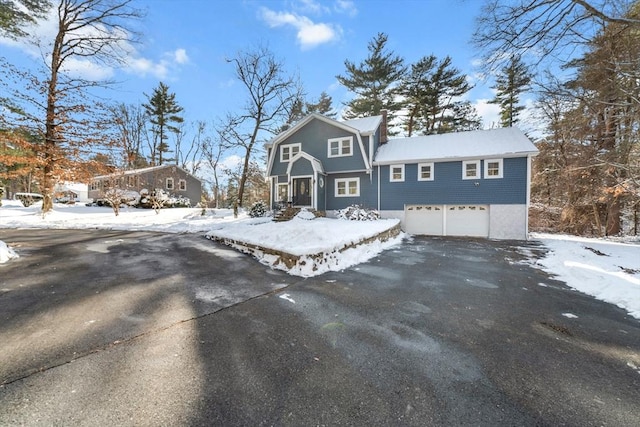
{"left": 489, "top": 56, "right": 531, "bottom": 127}
{"left": 0, "top": 0, "right": 51, "bottom": 39}
{"left": 400, "top": 55, "right": 475, "bottom": 135}
{"left": 143, "top": 82, "right": 184, "bottom": 165}
{"left": 337, "top": 33, "right": 406, "bottom": 126}
{"left": 306, "top": 91, "right": 336, "bottom": 118}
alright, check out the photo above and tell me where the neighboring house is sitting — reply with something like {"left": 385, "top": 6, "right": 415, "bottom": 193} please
{"left": 265, "top": 112, "right": 539, "bottom": 240}
{"left": 54, "top": 182, "right": 90, "bottom": 203}
{"left": 89, "top": 165, "right": 202, "bottom": 206}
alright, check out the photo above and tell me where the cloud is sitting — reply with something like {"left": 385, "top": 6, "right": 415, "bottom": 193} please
{"left": 474, "top": 99, "right": 501, "bottom": 129}
{"left": 0, "top": 7, "right": 188, "bottom": 81}
{"left": 259, "top": 7, "right": 341, "bottom": 50}
{"left": 173, "top": 48, "right": 189, "bottom": 64}
{"left": 334, "top": 0, "right": 358, "bottom": 16}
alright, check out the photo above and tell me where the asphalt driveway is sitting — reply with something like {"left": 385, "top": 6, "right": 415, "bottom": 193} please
{"left": 0, "top": 229, "right": 638, "bottom": 426}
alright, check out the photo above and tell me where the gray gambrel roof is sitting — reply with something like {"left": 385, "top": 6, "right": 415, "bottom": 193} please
{"left": 373, "top": 127, "right": 538, "bottom": 165}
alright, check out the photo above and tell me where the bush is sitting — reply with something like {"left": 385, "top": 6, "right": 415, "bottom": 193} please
{"left": 249, "top": 201, "right": 268, "bottom": 218}
{"left": 336, "top": 204, "right": 380, "bottom": 221}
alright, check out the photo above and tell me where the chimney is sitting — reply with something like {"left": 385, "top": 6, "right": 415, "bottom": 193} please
{"left": 380, "top": 109, "right": 388, "bottom": 144}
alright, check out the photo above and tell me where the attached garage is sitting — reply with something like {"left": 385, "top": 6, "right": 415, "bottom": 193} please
{"left": 405, "top": 205, "right": 443, "bottom": 235}
{"left": 445, "top": 205, "right": 489, "bottom": 237}
{"left": 404, "top": 205, "right": 490, "bottom": 237}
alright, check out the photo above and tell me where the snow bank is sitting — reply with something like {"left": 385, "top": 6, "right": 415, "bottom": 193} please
{"left": 531, "top": 233, "right": 640, "bottom": 319}
{"left": 0, "top": 240, "right": 19, "bottom": 264}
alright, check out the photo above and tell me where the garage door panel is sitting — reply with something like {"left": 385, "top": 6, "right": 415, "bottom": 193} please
{"left": 405, "top": 205, "right": 443, "bottom": 235}
{"left": 445, "top": 205, "right": 489, "bottom": 237}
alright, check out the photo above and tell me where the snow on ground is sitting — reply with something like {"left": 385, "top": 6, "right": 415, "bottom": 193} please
{"left": 1, "top": 199, "right": 639, "bottom": 319}
{"left": 0, "top": 200, "right": 402, "bottom": 275}
{"left": 530, "top": 233, "right": 640, "bottom": 319}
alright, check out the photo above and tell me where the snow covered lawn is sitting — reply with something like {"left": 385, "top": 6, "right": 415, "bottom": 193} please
{"left": 529, "top": 233, "right": 640, "bottom": 319}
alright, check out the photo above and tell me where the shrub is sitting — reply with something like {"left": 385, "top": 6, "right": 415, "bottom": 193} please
{"left": 249, "top": 201, "right": 268, "bottom": 218}
{"left": 336, "top": 204, "right": 380, "bottom": 221}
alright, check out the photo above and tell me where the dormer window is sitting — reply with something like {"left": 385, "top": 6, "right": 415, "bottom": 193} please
{"left": 280, "top": 143, "right": 301, "bottom": 162}
{"left": 328, "top": 136, "right": 353, "bottom": 158}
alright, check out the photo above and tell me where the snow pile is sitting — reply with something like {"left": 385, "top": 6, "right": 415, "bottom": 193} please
{"left": 0, "top": 240, "right": 19, "bottom": 264}
{"left": 294, "top": 208, "right": 316, "bottom": 220}
{"left": 531, "top": 233, "right": 640, "bottom": 319}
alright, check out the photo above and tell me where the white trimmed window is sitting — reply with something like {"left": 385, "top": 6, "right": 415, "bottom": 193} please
{"left": 280, "top": 143, "right": 301, "bottom": 162}
{"left": 484, "top": 158, "right": 503, "bottom": 179}
{"left": 277, "top": 183, "right": 288, "bottom": 202}
{"left": 178, "top": 179, "right": 187, "bottom": 191}
{"left": 166, "top": 177, "right": 174, "bottom": 190}
{"left": 335, "top": 178, "right": 360, "bottom": 197}
{"left": 462, "top": 160, "right": 480, "bottom": 179}
{"left": 328, "top": 137, "right": 353, "bottom": 158}
{"left": 390, "top": 164, "right": 405, "bottom": 182}
{"left": 418, "top": 163, "right": 434, "bottom": 181}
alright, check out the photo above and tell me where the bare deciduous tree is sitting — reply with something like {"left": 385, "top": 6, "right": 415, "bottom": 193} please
{"left": 1, "top": 0, "right": 144, "bottom": 213}
{"left": 109, "top": 103, "right": 147, "bottom": 168}
{"left": 473, "top": 0, "right": 640, "bottom": 71}
{"left": 223, "top": 45, "right": 302, "bottom": 217}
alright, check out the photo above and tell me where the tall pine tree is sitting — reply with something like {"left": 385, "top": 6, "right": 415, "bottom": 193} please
{"left": 400, "top": 55, "right": 476, "bottom": 135}
{"left": 337, "top": 33, "right": 406, "bottom": 126}
{"left": 143, "top": 82, "right": 184, "bottom": 165}
{"left": 489, "top": 56, "right": 531, "bottom": 127}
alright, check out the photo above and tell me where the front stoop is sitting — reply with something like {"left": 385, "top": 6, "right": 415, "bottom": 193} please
{"left": 206, "top": 223, "right": 402, "bottom": 274}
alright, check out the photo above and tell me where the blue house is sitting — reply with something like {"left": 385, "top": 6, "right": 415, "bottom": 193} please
{"left": 265, "top": 112, "right": 538, "bottom": 240}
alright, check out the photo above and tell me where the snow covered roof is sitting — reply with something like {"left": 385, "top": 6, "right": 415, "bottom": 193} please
{"left": 342, "top": 115, "right": 382, "bottom": 135}
{"left": 374, "top": 127, "right": 538, "bottom": 164}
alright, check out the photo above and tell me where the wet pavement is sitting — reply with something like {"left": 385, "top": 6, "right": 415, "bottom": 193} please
{"left": 0, "top": 229, "right": 638, "bottom": 426}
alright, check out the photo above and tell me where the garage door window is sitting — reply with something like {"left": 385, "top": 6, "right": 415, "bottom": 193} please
{"left": 462, "top": 160, "right": 480, "bottom": 179}
{"left": 484, "top": 158, "right": 503, "bottom": 179}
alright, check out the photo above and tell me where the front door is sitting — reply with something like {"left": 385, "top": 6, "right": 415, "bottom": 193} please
{"left": 293, "top": 177, "right": 312, "bottom": 207}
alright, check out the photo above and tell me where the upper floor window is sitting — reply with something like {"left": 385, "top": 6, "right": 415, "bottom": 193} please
{"left": 462, "top": 160, "right": 480, "bottom": 180}
{"left": 335, "top": 177, "right": 360, "bottom": 197}
{"left": 166, "top": 177, "right": 174, "bottom": 190}
{"left": 280, "top": 143, "right": 301, "bottom": 162}
{"left": 390, "top": 164, "right": 405, "bottom": 182}
{"left": 484, "top": 159, "right": 503, "bottom": 179}
{"left": 328, "top": 137, "right": 353, "bottom": 158}
{"left": 178, "top": 179, "right": 187, "bottom": 191}
{"left": 418, "top": 163, "right": 434, "bottom": 181}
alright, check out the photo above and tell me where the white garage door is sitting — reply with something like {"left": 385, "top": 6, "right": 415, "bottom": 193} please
{"left": 445, "top": 205, "right": 489, "bottom": 237}
{"left": 404, "top": 205, "right": 489, "bottom": 237}
{"left": 404, "top": 205, "right": 443, "bottom": 235}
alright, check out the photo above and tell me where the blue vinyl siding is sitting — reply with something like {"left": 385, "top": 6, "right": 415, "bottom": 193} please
{"left": 378, "top": 157, "right": 528, "bottom": 209}
{"left": 290, "top": 157, "right": 314, "bottom": 175}
{"left": 326, "top": 172, "right": 377, "bottom": 211}
{"left": 270, "top": 118, "right": 367, "bottom": 176}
